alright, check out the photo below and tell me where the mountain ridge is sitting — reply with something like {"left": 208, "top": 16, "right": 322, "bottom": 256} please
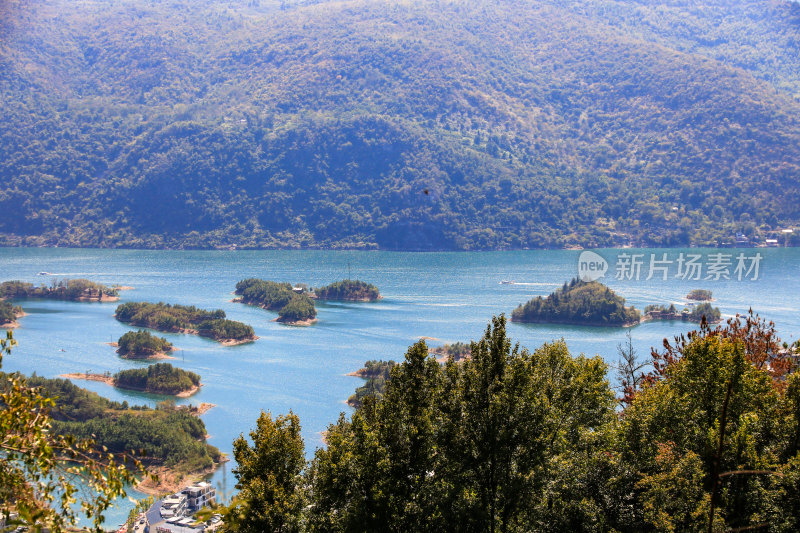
{"left": 1, "top": 0, "right": 798, "bottom": 250}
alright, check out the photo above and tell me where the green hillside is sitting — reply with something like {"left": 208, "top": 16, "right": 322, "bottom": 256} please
{"left": 1, "top": 0, "right": 798, "bottom": 249}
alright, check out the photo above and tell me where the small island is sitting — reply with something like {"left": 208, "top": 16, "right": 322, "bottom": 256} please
{"left": 234, "top": 278, "right": 317, "bottom": 326}
{"left": 116, "top": 329, "right": 175, "bottom": 359}
{"left": 645, "top": 302, "right": 722, "bottom": 324}
{"left": 347, "top": 360, "right": 395, "bottom": 408}
{"left": 431, "top": 341, "right": 471, "bottom": 363}
{"left": 511, "top": 278, "right": 641, "bottom": 327}
{"left": 312, "top": 279, "right": 381, "bottom": 302}
{"left": 687, "top": 289, "right": 714, "bottom": 301}
{"left": 0, "top": 279, "right": 119, "bottom": 302}
{"left": 64, "top": 363, "right": 201, "bottom": 396}
{"left": 0, "top": 300, "right": 24, "bottom": 328}
{"left": 114, "top": 301, "right": 256, "bottom": 344}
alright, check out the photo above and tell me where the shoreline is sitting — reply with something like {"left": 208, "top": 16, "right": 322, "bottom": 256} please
{"left": 135, "top": 457, "right": 228, "bottom": 496}
{"left": 60, "top": 373, "right": 202, "bottom": 397}
{"left": 0, "top": 310, "right": 26, "bottom": 329}
{"left": 274, "top": 317, "right": 318, "bottom": 327}
{"left": 107, "top": 342, "right": 177, "bottom": 360}
{"left": 311, "top": 295, "right": 383, "bottom": 303}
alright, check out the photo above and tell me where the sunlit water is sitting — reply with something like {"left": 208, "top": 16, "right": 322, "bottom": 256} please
{"left": 1, "top": 247, "right": 798, "bottom": 528}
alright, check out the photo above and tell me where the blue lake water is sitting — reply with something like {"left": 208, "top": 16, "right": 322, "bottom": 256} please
{"left": 1, "top": 247, "right": 799, "bottom": 527}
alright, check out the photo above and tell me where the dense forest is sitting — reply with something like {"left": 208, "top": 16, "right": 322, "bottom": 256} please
{"left": 115, "top": 301, "right": 255, "bottom": 341}
{"left": 117, "top": 329, "right": 175, "bottom": 358}
{"left": 234, "top": 278, "right": 317, "bottom": 323}
{"left": 221, "top": 314, "right": 800, "bottom": 532}
{"left": 0, "top": 0, "right": 799, "bottom": 250}
{"left": 512, "top": 278, "right": 641, "bottom": 326}
{"left": 2, "top": 372, "right": 220, "bottom": 472}
{"left": 313, "top": 280, "right": 381, "bottom": 301}
{"left": 0, "top": 279, "right": 118, "bottom": 301}
{"left": 114, "top": 362, "right": 200, "bottom": 395}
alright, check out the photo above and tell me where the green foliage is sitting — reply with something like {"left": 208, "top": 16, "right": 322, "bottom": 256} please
{"left": 117, "top": 329, "right": 173, "bottom": 357}
{"left": 278, "top": 294, "right": 317, "bottom": 323}
{"left": 346, "top": 360, "right": 395, "bottom": 408}
{"left": 313, "top": 280, "right": 380, "bottom": 301}
{"left": 114, "top": 362, "right": 201, "bottom": 395}
{"left": 58, "top": 410, "right": 220, "bottom": 472}
{"left": 224, "top": 314, "right": 800, "bottom": 531}
{"left": 115, "top": 301, "right": 253, "bottom": 341}
{"left": 224, "top": 411, "right": 306, "bottom": 533}
{"left": 512, "top": 278, "right": 641, "bottom": 326}
{"left": 308, "top": 316, "right": 615, "bottom": 532}
{"left": 0, "top": 278, "right": 117, "bottom": 300}
{"left": 687, "top": 289, "right": 713, "bottom": 301}
{"left": 0, "top": 331, "right": 143, "bottom": 531}
{"left": 1, "top": 0, "right": 798, "bottom": 250}
{"left": 235, "top": 278, "right": 317, "bottom": 323}
{"left": 235, "top": 279, "right": 295, "bottom": 311}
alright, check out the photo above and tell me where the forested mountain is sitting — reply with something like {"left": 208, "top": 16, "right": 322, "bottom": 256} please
{"left": 1, "top": 0, "right": 798, "bottom": 250}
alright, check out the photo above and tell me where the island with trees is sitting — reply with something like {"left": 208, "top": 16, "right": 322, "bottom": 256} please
{"left": 0, "top": 279, "right": 119, "bottom": 302}
{"left": 63, "top": 363, "right": 201, "bottom": 397}
{"left": 687, "top": 289, "right": 714, "bottom": 301}
{"left": 234, "top": 278, "right": 317, "bottom": 326}
{"left": 511, "top": 278, "right": 641, "bottom": 327}
{"left": 347, "top": 360, "right": 396, "bottom": 408}
{"left": 116, "top": 330, "right": 175, "bottom": 359}
{"left": 312, "top": 280, "right": 381, "bottom": 302}
{"left": 114, "top": 301, "right": 256, "bottom": 344}
{"left": 430, "top": 341, "right": 471, "bottom": 363}
{"left": 644, "top": 302, "right": 722, "bottom": 324}
{"left": 0, "top": 300, "right": 24, "bottom": 328}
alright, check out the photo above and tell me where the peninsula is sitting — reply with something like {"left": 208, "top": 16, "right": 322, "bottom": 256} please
{"left": 0, "top": 300, "right": 24, "bottom": 328}
{"left": 114, "top": 301, "right": 256, "bottom": 344}
{"left": 234, "top": 278, "right": 317, "bottom": 326}
{"left": 511, "top": 278, "right": 641, "bottom": 327}
{"left": 22, "top": 372, "right": 222, "bottom": 494}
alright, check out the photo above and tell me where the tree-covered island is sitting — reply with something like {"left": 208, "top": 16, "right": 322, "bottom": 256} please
{"left": 116, "top": 330, "right": 175, "bottom": 359}
{"left": 0, "top": 279, "right": 119, "bottom": 302}
{"left": 234, "top": 279, "right": 318, "bottom": 325}
{"left": 511, "top": 278, "right": 641, "bottom": 327}
{"left": 687, "top": 289, "right": 714, "bottom": 301}
{"left": 114, "top": 301, "right": 256, "bottom": 344}
{"left": 64, "top": 363, "right": 201, "bottom": 396}
{"left": 312, "top": 280, "right": 381, "bottom": 302}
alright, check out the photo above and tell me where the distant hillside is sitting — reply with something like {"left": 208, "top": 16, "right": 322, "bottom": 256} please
{"left": 1, "top": 0, "right": 799, "bottom": 250}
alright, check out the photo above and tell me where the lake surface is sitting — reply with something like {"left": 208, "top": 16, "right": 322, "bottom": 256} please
{"left": 1, "top": 247, "right": 799, "bottom": 527}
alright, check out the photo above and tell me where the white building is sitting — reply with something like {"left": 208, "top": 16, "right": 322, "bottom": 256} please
{"left": 182, "top": 481, "right": 216, "bottom": 511}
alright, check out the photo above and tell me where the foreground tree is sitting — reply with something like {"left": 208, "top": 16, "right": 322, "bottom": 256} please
{"left": 0, "top": 331, "right": 143, "bottom": 531}
{"left": 617, "top": 315, "right": 800, "bottom": 531}
{"left": 224, "top": 411, "right": 306, "bottom": 533}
